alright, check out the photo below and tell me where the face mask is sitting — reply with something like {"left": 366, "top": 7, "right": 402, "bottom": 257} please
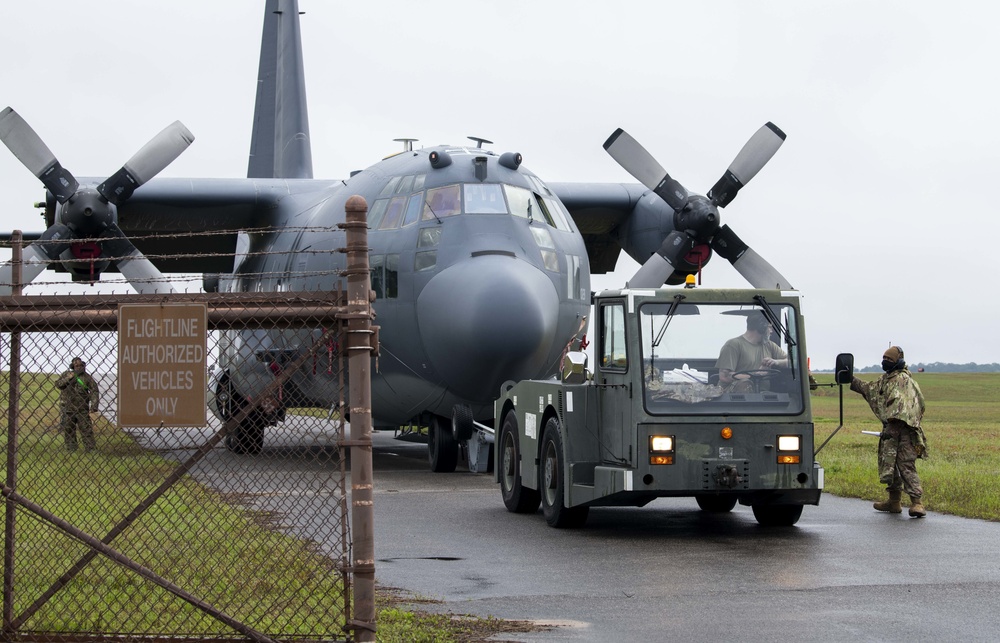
{"left": 881, "top": 358, "right": 895, "bottom": 372}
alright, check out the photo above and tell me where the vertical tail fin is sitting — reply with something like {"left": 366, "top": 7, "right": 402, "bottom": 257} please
{"left": 248, "top": 0, "right": 313, "bottom": 179}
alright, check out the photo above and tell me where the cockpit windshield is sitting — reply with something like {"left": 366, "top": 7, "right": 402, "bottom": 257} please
{"left": 639, "top": 300, "right": 804, "bottom": 415}
{"left": 394, "top": 181, "right": 574, "bottom": 232}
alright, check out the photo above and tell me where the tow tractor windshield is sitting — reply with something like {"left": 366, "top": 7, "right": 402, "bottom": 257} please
{"left": 639, "top": 299, "right": 804, "bottom": 415}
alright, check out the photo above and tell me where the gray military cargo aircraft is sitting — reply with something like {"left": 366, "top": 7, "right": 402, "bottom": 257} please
{"left": 0, "top": 0, "right": 791, "bottom": 470}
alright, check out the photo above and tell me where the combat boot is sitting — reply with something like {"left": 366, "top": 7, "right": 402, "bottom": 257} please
{"left": 873, "top": 490, "right": 902, "bottom": 513}
{"left": 908, "top": 495, "right": 926, "bottom": 518}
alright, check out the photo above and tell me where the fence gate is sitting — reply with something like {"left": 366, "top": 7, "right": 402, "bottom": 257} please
{"left": 1, "top": 290, "right": 360, "bottom": 642}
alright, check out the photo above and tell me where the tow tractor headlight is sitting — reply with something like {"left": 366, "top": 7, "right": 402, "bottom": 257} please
{"left": 777, "top": 435, "right": 801, "bottom": 464}
{"left": 649, "top": 435, "right": 674, "bottom": 465}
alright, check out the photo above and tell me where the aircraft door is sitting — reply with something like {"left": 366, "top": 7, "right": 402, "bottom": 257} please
{"left": 597, "top": 301, "right": 633, "bottom": 466}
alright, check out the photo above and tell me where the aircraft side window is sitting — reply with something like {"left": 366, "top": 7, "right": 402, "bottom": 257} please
{"left": 423, "top": 185, "right": 461, "bottom": 220}
{"left": 415, "top": 250, "right": 437, "bottom": 272}
{"left": 418, "top": 228, "right": 441, "bottom": 248}
{"left": 386, "top": 254, "right": 399, "bottom": 298}
{"left": 379, "top": 196, "right": 407, "bottom": 230}
{"left": 378, "top": 176, "right": 401, "bottom": 198}
{"left": 530, "top": 226, "right": 555, "bottom": 249}
{"left": 464, "top": 183, "right": 507, "bottom": 214}
{"left": 567, "top": 255, "right": 585, "bottom": 300}
{"left": 530, "top": 226, "right": 559, "bottom": 272}
{"left": 368, "top": 199, "right": 389, "bottom": 229}
{"left": 413, "top": 174, "right": 426, "bottom": 191}
{"left": 402, "top": 193, "right": 423, "bottom": 227}
{"left": 544, "top": 196, "right": 573, "bottom": 232}
{"left": 396, "top": 175, "right": 415, "bottom": 195}
{"left": 371, "top": 255, "right": 385, "bottom": 299}
{"left": 601, "top": 303, "right": 627, "bottom": 370}
{"left": 532, "top": 194, "right": 556, "bottom": 227}
{"left": 504, "top": 185, "right": 531, "bottom": 219}
{"left": 528, "top": 175, "right": 553, "bottom": 196}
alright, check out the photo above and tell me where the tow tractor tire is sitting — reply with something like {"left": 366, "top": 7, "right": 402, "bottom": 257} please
{"left": 696, "top": 494, "right": 738, "bottom": 513}
{"left": 752, "top": 503, "right": 804, "bottom": 527}
{"left": 428, "top": 416, "right": 458, "bottom": 473}
{"left": 539, "top": 418, "right": 589, "bottom": 528}
{"left": 225, "top": 410, "right": 265, "bottom": 456}
{"left": 452, "top": 404, "right": 475, "bottom": 442}
{"left": 499, "top": 413, "right": 540, "bottom": 514}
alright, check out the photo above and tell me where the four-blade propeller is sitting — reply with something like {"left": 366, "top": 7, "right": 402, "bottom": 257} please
{"left": 604, "top": 122, "right": 792, "bottom": 289}
{"left": 0, "top": 106, "right": 193, "bottom": 294}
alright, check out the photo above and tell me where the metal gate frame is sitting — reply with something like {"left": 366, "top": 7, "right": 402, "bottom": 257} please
{"left": 0, "top": 198, "right": 377, "bottom": 641}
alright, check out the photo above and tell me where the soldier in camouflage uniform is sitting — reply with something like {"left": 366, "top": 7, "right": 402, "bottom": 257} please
{"left": 850, "top": 346, "right": 927, "bottom": 517}
{"left": 55, "top": 357, "right": 100, "bottom": 452}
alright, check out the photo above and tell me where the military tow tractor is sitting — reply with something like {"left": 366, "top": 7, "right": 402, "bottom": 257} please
{"left": 495, "top": 285, "right": 845, "bottom": 528}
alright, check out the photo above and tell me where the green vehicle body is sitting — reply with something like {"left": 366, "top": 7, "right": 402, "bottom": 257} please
{"left": 494, "top": 286, "right": 822, "bottom": 528}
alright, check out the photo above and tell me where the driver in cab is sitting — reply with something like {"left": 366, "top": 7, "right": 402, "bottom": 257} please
{"left": 716, "top": 312, "right": 788, "bottom": 393}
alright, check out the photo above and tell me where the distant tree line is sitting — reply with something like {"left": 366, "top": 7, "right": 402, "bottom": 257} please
{"left": 854, "top": 362, "right": 1000, "bottom": 373}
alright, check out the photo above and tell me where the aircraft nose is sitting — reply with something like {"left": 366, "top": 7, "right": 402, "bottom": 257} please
{"left": 416, "top": 254, "right": 559, "bottom": 402}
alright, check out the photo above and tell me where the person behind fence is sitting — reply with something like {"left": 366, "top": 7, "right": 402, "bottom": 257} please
{"left": 55, "top": 357, "right": 100, "bottom": 452}
{"left": 850, "top": 346, "right": 927, "bottom": 518}
{"left": 716, "top": 312, "right": 788, "bottom": 393}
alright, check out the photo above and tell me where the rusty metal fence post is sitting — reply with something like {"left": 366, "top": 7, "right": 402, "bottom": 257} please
{"left": 342, "top": 196, "right": 376, "bottom": 641}
{"left": 3, "top": 231, "right": 22, "bottom": 630}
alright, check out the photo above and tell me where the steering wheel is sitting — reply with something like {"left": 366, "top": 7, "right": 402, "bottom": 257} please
{"left": 732, "top": 368, "right": 781, "bottom": 380}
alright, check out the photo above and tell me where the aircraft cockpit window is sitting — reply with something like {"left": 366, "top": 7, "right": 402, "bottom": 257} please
{"left": 423, "top": 185, "right": 461, "bottom": 220}
{"left": 543, "top": 196, "right": 573, "bottom": 232}
{"left": 413, "top": 174, "right": 426, "bottom": 191}
{"left": 418, "top": 228, "right": 441, "bottom": 248}
{"left": 530, "top": 225, "right": 555, "bottom": 249}
{"left": 396, "top": 175, "right": 415, "bottom": 195}
{"left": 379, "top": 196, "right": 407, "bottom": 230}
{"left": 464, "top": 183, "right": 507, "bottom": 214}
{"left": 402, "top": 193, "right": 423, "bottom": 227}
{"left": 378, "top": 176, "right": 401, "bottom": 198}
{"left": 415, "top": 250, "right": 437, "bottom": 272}
{"left": 367, "top": 199, "right": 389, "bottom": 228}
{"left": 504, "top": 185, "right": 532, "bottom": 219}
{"left": 532, "top": 194, "right": 557, "bottom": 227}
{"left": 532, "top": 225, "right": 561, "bottom": 269}
{"left": 527, "top": 175, "right": 553, "bottom": 197}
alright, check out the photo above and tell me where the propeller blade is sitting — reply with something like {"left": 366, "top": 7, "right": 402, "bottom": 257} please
{"left": 627, "top": 230, "right": 696, "bottom": 289}
{"left": 604, "top": 128, "right": 688, "bottom": 211}
{"left": 0, "top": 224, "right": 75, "bottom": 295}
{"left": 98, "top": 121, "right": 194, "bottom": 205}
{"left": 708, "top": 122, "right": 786, "bottom": 208}
{"left": 99, "top": 223, "right": 175, "bottom": 294}
{"left": 0, "top": 107, "right": 79, "bottom": 202}
{"left": 711, "top": 225, "right": 792, "bottom": 289}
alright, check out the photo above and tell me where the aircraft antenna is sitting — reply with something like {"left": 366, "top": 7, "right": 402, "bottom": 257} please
{"left": 468, "top": 136, "right": 493, "bottom": 149}
{"left": 393, "top": 138, "right": 418, "bottom": 152}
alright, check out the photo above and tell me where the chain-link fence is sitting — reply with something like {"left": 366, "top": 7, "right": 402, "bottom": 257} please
{"left": 0, "top": 199, "right": 378, "bottom": 642}
{"left": 1, "top": 290, "right": 358, "bottom": 642}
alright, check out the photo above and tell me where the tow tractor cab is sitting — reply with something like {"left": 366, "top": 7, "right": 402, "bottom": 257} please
{"left": 495, "top": 285, "right": 823, "bottom": 528}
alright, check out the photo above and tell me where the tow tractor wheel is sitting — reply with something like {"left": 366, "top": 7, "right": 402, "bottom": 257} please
{"left": 428, "top": 415, "right": 458, "bottom": 473}
{"left": 752, "top": 503, "right": 803, "bottom": 527}
{"left": 539, "top": 417, "right": 589, "bottom": 528}
{"left": 499, "top": 412, "right": 540, "bottom": 514}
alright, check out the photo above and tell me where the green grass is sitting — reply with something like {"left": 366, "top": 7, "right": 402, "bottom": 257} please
{"left": 2, "top": 371, "right": 522, "bottom": 641}
{"left": 812, "top": 372, "right": 1000, "bottom": 520}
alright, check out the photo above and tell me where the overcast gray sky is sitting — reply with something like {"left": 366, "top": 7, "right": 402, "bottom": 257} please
{"left": 2, "top": 1, "right": 997, "bottom": 370}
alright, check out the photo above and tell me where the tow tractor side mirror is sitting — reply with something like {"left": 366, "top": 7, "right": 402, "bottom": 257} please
{"left": 834, "top": 353, "right": 854, "bottom": 385}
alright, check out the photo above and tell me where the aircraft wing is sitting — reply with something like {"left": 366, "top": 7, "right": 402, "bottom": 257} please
{"left": 549, "top": 182, "right": 648, "bottom": 273}
{"left": 57, "top": 177, "right": 340, "bottom": 274}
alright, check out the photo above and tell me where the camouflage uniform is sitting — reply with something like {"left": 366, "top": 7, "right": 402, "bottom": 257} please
{"left": 851, "top": 368, "right": 927, "bottom": 498}
{"left": 55, "top": 363, "right": 100, "bottom": 452}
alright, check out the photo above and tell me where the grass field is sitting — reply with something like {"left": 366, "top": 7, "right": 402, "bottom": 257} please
{"left": 811, "top": 371, "right": 1000, "bottom": 521}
